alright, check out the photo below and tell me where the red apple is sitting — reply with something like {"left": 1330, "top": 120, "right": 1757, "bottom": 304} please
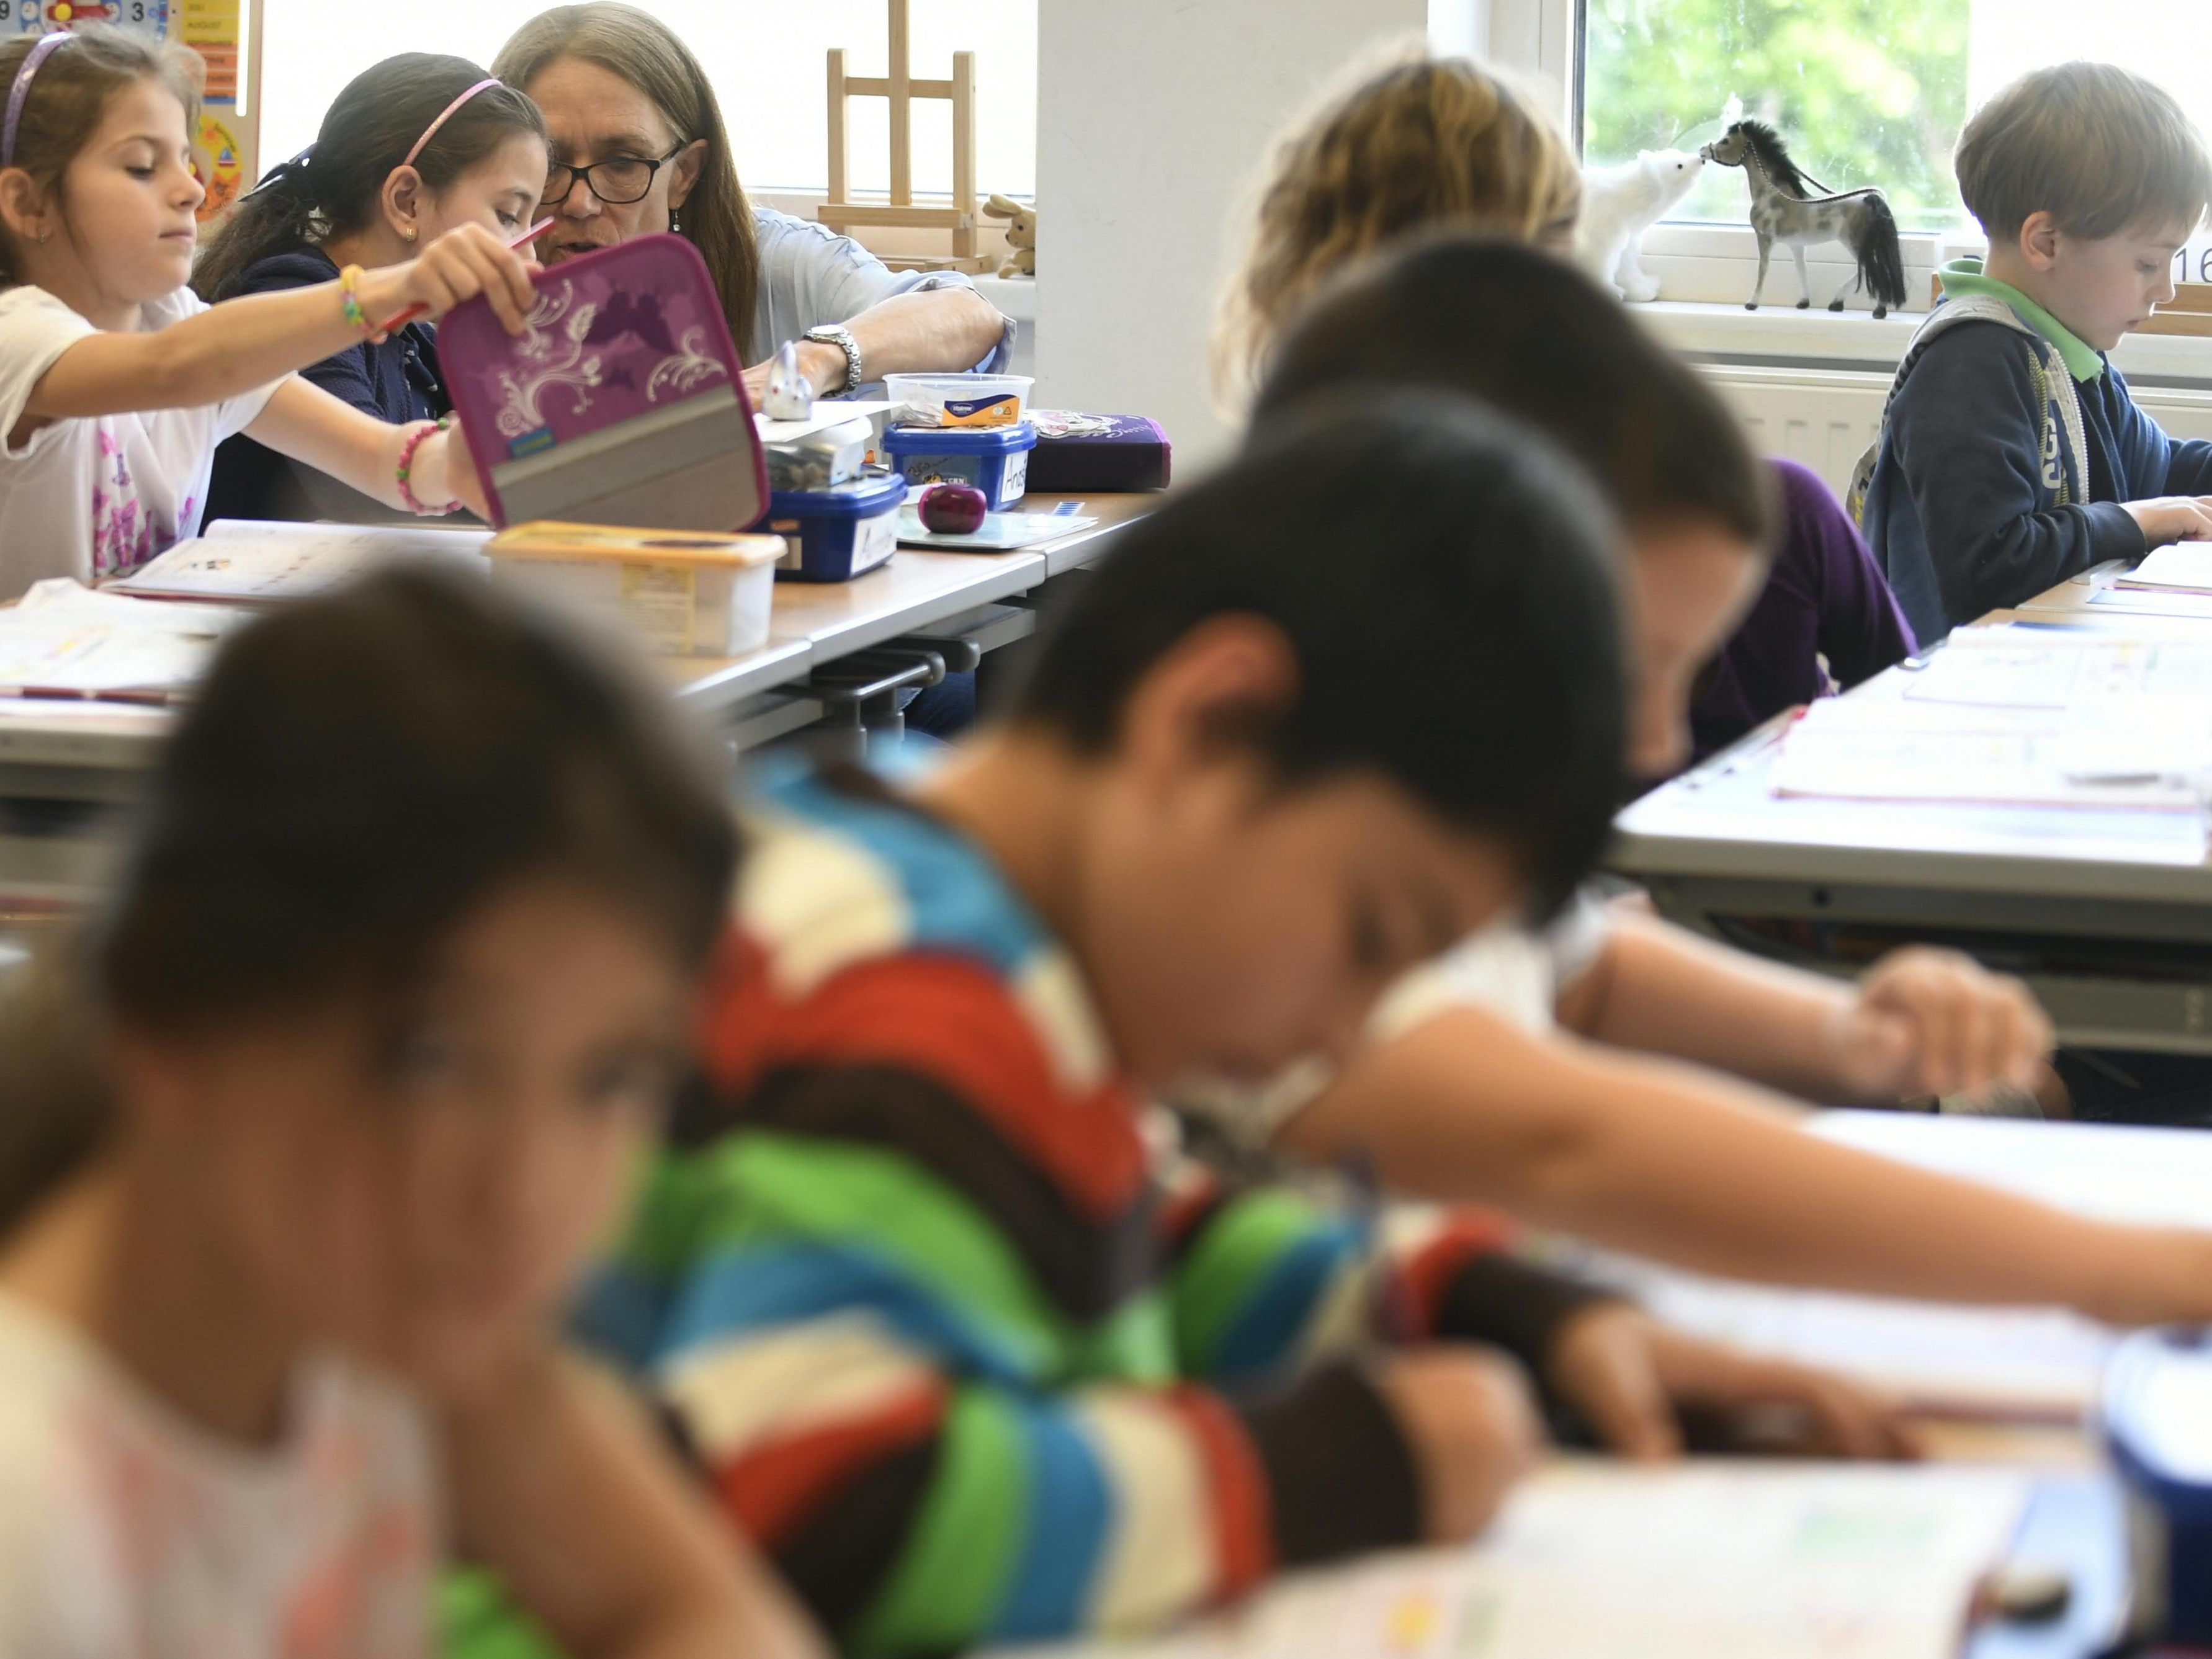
{"left": 918, "top": 481, "right": 989, "bottom": 535}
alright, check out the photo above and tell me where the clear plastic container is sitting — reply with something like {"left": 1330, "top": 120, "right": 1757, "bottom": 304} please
{"left": 884, "top": 372, "right": 1033, "bottom": 429}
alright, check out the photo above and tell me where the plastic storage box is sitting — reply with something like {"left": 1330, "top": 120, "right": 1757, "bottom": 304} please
{"left": 485, "top": 521, "right": 781, "bottom": 657}
{"left": 883, "top": 421, "right": 1036, "bottom": 512}
{"left": 766, "top": 468, "right": 907, "bottom": 583}
{"left": 884, "top": 372, "right": 1032, "bottom": 429}
{"left": 2106, "top": 1327, "right": 2212, "bottom": 1647}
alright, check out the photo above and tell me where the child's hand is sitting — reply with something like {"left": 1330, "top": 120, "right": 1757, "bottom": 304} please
{"left": 1374, "top": 1346, "right": 1545, "bottom": 1543}
{"left": 1546, "top": 1302, "right": 1921, "bottom": 1461}
{"left": 395, "top": 222, "right": 538, "bottom": 336}
{"left": 1825, "top": 946, "right": 2052, "bottom": 1103}
{"left": 2122, "top": 496, "right": 2212, "bottom": 548}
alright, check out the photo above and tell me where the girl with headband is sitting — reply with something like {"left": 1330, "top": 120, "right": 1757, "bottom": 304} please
{"left": 0, "top": 27, "right": 538, "bottom": 597}
{"left": 197, "top": 56, "right": 548, "bottom": 522}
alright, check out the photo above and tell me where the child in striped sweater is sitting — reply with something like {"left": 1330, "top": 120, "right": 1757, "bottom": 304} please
{"left": 579, "top": 398, "right": 1657, "bottom": 1654}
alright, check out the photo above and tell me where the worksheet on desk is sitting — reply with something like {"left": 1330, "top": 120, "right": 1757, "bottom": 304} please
{"left": 987, "top": 1462, "right": 2028, "bottom": 1659}
{"left": 1577, "top": 1113, "right": 2212, "bottom": 1420}
{"left": 1903, "top": 631, "right": 2212, "bottom": 709}
{"left": 0, "top": 578, "right": 246, "bottom": 697}
{"left": 1768, "top": 694, "right": 2212, "bottom": 813}
{"left": 105, "top": 520, "right": 491, "bottom": 604}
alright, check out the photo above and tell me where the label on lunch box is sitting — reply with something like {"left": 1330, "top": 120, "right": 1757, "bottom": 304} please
{"left": 620, "top": 561, "right": 697, "bottom": 654}
{"left": 941, "top": 391, "right": 1023, "bottom": 427}
{"left": 851, "top": 508, "right": 898, "bottom": 575}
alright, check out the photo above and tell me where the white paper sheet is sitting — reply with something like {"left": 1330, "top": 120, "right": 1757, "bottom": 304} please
{"left": 1581, "top": 1113, "right": 2212, "bottom": 1420}
{"left": 1768, "top": 695, "right": 2210, "bottom": 812}
{"left": 0, "top": 579, "right": 244, "bottom": 699}
{"left": 2115, "top": 542, "right": 2212, "bottom": 594}
{"left": 106, "top": 521, "right": 490, "bottom": 603}
{"left": 987, "top": 1462, "right": 2028, "bottom": 1659}
{"left": 1903, "top": 633, "right": 2212, "bottom": 709}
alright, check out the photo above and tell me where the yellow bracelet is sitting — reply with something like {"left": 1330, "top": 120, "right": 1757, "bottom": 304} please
{"left": 338, "top": 264, "right": 375, "bottom": 338}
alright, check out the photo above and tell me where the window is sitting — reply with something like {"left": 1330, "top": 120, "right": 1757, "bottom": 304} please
{"left": 1581, "top": 1, "right": 2212, "bottom": 239}
{"left": 256, "top": 1, "right": 1036, "bottom": 199}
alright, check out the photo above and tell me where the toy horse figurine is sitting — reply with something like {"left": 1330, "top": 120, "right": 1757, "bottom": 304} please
{"left": 1703, "top": 120, "right": 1906, "bottom": 319}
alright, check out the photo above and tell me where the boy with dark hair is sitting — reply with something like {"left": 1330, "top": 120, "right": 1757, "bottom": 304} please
{"left": 1859, "top": 60, "right": 2212, "bottom": 642}
{"left": 583, "top": 397, "right": 1639, "bottom": 1655}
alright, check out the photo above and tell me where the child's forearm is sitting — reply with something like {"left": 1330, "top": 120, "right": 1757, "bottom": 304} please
{"left": 1556, "top": 911, "right": 1856, "bottom": 1098}
{"left": 1281, "top": 1006, "right": 2212, "bottom": 1327}
{"left": 27, "top": 266, "right": 415, "bottom": 422}
{"left": 246, "top": 377, "right": 469, "bottom": 516}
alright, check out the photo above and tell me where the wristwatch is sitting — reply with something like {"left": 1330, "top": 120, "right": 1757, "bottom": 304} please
{"left": 802, "top": 323, "right": 864, "bottom": 396}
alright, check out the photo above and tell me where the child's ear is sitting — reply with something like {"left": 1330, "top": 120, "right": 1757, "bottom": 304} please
{"left": 1120, "top": 615, "right": 1302, "bottom": 784}
{"left": 0, "top": 167, "right": 53, "bottom": 249}
{"left": 382, "top": 164, "right": 424, "bottom": 245}
{"left": 2019, "top": 210, "right": 2062, "bottom": 271}
{"left": 666, "top": 138, "right": 707, "bottom": 212}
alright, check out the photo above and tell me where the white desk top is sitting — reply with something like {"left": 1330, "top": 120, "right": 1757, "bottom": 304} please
{"left": 1615, "top": 571, "right": 2212, "bottom": 898}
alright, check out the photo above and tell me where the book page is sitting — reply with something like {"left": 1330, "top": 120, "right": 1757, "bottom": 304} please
{"left": 988, "top": 1462, "right": 2028, "bottom": 1659}
{"left": 0, "top": 579, "right": 244, "bottom": 699}
{"left": 1574, "top": 1114, "right": 2212, "bottom": 1420}
{"left": 2116, "top": 542, "right": 2212, "bottom": 593}
{"left": 107, "top": 522, "right": 490, "bottom": 603}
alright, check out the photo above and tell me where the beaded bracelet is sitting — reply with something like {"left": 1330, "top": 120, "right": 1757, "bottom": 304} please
{"left": 337, "top": 264, "right": 380, "bottom": 341}
{"left": 395, "top": 416, "right": 456, "bottom": 516}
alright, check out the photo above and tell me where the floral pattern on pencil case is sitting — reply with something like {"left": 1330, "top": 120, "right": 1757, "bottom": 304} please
{"left": 441, "top": 236, "right": 740, "bottom": 462}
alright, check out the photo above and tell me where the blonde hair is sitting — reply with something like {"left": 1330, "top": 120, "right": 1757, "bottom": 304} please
{"left": 1216, "top": 52, "right": 1580, "bottom": 403}
{"left": 0, "top": 26, "right": 202, "bottom": 288}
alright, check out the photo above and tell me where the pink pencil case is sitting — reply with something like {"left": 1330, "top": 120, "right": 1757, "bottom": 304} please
{"left": 437, "top": 234, "right": 766, "bottom": 531}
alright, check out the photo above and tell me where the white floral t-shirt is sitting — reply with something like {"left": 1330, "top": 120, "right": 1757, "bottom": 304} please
{"left": 0, "top": 285, "right": 282, "bottom": 597}
{"left": 0, "top": 1291, "right": 439, "bottom": 1659}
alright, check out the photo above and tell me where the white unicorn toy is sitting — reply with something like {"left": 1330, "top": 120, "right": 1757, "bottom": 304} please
{"left": 1575, "top": 148, "right": 1706, "bottom": 302}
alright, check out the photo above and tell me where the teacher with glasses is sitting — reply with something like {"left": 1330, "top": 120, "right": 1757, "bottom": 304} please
{"left": 493, "top": 3, "right": 1013, "bottom": 401}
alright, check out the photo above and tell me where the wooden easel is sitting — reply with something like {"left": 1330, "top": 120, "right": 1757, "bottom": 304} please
{"left": 821, "top": 0, "right": 993, "bottom": 275}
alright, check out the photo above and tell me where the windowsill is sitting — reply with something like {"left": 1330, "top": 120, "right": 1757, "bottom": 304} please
{"left": 1636, "top": 298, "right": 2212, "bottom": 387}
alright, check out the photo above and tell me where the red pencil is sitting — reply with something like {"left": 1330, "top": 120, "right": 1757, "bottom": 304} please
{"left": 369, "top": 216, "right": 557, "bottom": 336}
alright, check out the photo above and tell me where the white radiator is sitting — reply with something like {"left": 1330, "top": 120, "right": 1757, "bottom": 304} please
{"left": 1694, "top": 363, "right": 2212, "bottom": 502}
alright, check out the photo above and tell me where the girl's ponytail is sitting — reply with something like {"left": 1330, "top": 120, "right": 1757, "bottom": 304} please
{"left": 191, "top": 146, "right": 320, "bottom": 302}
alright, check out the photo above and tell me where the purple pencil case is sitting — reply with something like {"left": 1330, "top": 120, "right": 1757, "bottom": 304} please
{"left": 437, "top": 234, "right": 767, "bottom": 531}
{"left": 1026, "top": 413, "right": 1171, "bottom": 493}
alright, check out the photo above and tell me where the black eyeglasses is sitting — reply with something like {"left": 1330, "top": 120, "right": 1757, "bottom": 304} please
{"left": 542, "top": 144, "right": 688, "bottom": 207}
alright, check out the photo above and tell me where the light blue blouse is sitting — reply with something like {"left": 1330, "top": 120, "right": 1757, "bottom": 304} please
{"left": 748, "top": 206, "right": 1014, "bottom": 375}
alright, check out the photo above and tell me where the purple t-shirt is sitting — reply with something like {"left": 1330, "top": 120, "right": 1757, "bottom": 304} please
{"left": 1688, "top": 458, "right": 1916, "bottom": 762}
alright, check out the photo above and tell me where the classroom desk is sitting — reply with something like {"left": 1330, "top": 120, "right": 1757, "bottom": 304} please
{"left": 1610, "top": 572, "right": 2212, "bottom": 1053}
{"left": 0, "top": 492, "right": 1152, "bottom": 919}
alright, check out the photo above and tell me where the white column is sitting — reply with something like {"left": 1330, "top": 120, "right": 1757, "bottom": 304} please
{"left": 1034, "top": 0, "right": 1443, "bottom": 474}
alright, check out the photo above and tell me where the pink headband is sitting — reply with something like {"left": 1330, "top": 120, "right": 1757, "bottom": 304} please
{"left": 403, "top": 77, "right": 501, "bottom": 169}
{"left": 2, "top": 33, "right": 71, "bottom": 170}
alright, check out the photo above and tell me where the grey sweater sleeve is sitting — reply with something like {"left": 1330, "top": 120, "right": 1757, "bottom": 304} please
{"left": 1891, "top": 326, "right": 2144, "bottom": 622}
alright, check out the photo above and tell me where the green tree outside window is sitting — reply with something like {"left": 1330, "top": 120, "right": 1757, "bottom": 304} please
{"left": 1582, "top": 0, "right": 1971, "bottom": 233}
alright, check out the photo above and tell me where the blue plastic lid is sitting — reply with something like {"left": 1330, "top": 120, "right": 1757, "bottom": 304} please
{"left": 884, "top": 419, "right": 1037, "bottom": 455}
{"left": 2104, "top": 1328, "right": 2212, "bottom": 1516}
{"left": 767, "top": 467, "right": 908, "bottom": 520}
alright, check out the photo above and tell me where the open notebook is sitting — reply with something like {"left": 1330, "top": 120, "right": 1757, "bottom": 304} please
{"left": 105, "top": 520, "right": 491, "bottom": 606}
{"left": 0, "top": 579, "right": 247, "bottom": 703}
{"left": 987, "top": 1461, "right": 2029, "bottom": 1659}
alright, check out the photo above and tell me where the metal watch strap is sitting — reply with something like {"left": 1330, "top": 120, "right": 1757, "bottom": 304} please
{"left": 804, "top": 324, "right": 863, "bottom": 395}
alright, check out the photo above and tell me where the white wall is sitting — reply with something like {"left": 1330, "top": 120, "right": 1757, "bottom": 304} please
{"left": 1035, "top": 0, "right": 1460, "bottom": 473}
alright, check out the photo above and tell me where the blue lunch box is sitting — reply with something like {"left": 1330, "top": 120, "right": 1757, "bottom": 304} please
{"left": 766, "top": 468, "right": 907, "bottom": 583}
{"left": 882, "top": 420, "right": 1036, "bottom": 512}
{"left": 2104, "top": 1326, "right": 2212, "bottom": 1645}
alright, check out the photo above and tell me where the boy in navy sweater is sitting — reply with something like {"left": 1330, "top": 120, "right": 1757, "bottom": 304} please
{"left": 1861, "top": 62, "right": 2212, "bottom": 642}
